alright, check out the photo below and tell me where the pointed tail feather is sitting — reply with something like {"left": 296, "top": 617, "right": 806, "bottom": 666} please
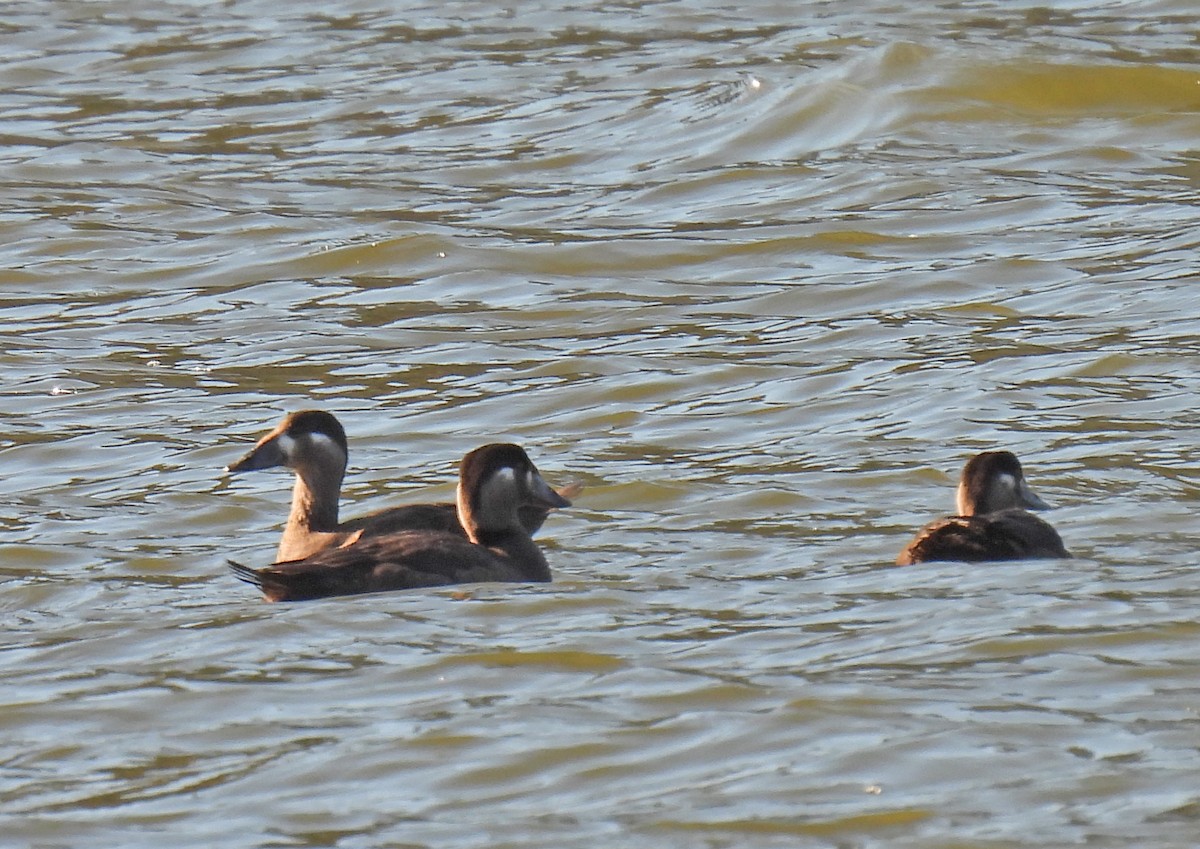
{"left": 227, "top": 559, "right": 264, "bottom": 590}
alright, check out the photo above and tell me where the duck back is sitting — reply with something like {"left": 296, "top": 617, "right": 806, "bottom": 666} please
{"left": 897, "top": 509, "right": 1070, "bottom": 565}
{"left": 230, "top": 527, "right": 548, "bottom": 602}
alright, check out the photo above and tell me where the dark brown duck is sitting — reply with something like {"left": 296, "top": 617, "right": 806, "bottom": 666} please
{"left": 229, "top": 442, "right": 571, "bottom": 602}
{"left": 897, "top": 450, "right": 1070, "bottom": 565}
{"left": 226, "top": 410, "right": 577, "bottom": 561}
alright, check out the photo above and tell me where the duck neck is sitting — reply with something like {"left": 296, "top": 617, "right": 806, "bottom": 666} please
{"left": 955, "top": 480, "right": 977, "bottom": 517}
{"left": 293, "top": 462, "right": 343, "bottom": 528}
{"left": 474, "top": 527, "right": 552, "bottom": 582}
{"left": 279, "top": 465, "right": 348, "bottom": 563}
{"left": 458, "top": 481, "right": 550, "bottom": 582}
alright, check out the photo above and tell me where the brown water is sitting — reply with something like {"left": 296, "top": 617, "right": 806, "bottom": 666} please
{"left": 2, "top": 1, "right": 1199, "bottom": 846}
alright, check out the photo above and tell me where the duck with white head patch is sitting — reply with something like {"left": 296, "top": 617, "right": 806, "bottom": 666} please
{"left": 226, "top": 410, "right": 579, "bottom": 562}
{"left": 897, "top": 450, "right": 1070, "bottom": 565}
{"left": 229, "top": 443, "right": 571, "bottom": 601}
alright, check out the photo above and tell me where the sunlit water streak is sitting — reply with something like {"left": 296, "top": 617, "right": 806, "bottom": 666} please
{"left": 1, "top": 1, "right": 1199, "bottom": 847}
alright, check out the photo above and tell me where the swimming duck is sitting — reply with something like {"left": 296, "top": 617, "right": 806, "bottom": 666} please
{"left": 226, "top": 410, "right": 577, "bottom": 561}
{"left": 896, "top": 450, "right": 1070, "bottom": 565}
{"left": 229, "top": 442, "right": 571, "bottom": 601}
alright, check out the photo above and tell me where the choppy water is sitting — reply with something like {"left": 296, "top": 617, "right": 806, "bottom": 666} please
{"left": 2, "top": 1, "right": 1199, "bottom": 846}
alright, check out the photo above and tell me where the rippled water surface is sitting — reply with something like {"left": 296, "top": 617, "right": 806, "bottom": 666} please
{"left": 3, "top": 1, "right": 1200, "bottom": 846}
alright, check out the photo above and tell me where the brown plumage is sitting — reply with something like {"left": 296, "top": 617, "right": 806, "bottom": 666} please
{"left": 229, "top": 443, "right": 571, "bottom": 602}
{"left": 226, "top": 410, "right": 579, "bottom": 561}
{"left": 897, "top": 450, "right": 1070, "bottom": 565}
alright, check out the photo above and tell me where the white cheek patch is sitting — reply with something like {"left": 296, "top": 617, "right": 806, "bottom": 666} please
{"left": 276, "top": 432, "right": 298, "bottom": 458}
{"left": 477, "top": 467, "right": 516, "bottom": 511}
{"left": 305, "top": 432, "right": 347, "bottom": 465}
{"left": 307, "top": 432, "right": 339, "bottom": 452}
{"left": 996, "top": 473, "right": 1016, "bottom": 492}
{"left": 280, "top": 431, "right": 343, "bottom": 462}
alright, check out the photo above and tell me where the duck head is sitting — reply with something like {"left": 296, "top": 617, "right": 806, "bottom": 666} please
{"left": 956, "top": 450, "right": 1052, "bottom": 516}
{"left": 226, "top": 409, "right": 349, "bottom": 487}
{"left": 456, "top": 443, "right": 571, "bottom": 542}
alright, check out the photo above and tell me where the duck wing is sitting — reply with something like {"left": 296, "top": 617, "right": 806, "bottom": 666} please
{"left": 897, "top": 509, "right": 1069, "bottom": 565}
{"left": 984, "top": 509, "right": 1071, "bottom": 559}
{"left": 230, "top": 530, "right": 529, "bottom": 602}
{"left": 341, "top": 502, "right": 464, "bottom": 537}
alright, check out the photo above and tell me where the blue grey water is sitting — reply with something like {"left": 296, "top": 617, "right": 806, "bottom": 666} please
{"left": 1, "top": 1, "right": 1198, "bottom": 846}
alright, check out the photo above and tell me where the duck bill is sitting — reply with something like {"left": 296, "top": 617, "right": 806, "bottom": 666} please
{"left": 225, "top": 437, "right": 287, "bottom": 474}
{"left": 529, "top": 471, "right": 572, "bottom": 509}
{"left": 1017, "top": 479, "right": 1052, "bottom": 510}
